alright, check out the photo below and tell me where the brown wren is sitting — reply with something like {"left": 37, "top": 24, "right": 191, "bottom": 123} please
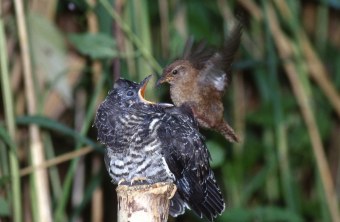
{"left": 157, "top": 22, "right": 242, "bottom": 143}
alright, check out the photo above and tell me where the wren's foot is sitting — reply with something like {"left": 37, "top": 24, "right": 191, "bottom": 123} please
{"left": 130, "top": 177, "right": 148, "bottom": 186}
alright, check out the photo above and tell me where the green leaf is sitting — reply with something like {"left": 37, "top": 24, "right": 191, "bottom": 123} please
{"left": 0, "top": 197, "right": 10, "bottom": 216}
{"left": 207, "top": 140, "right": 226, "bottom": 168}
{"left": 16, "top": 116, "right": 103, "bottom": 153}
{"left": 252, "top": 206, "right": 303, "bottom": 222}
{"left": 0, "top": 176, "right": 10, "bottom": 188}
{"left": 221, "top": 206, "right": 304, "bottom": 222}
{"left": 0, "top": 125, "right": 14, "bottom": 150}
{"left": 68, "top": 33, "right": 117, "bottom": 59}
{"left": 28, "top": 13, "right": 72, "bottom": 105}
{"left": 219, "top": 207, "right": 252, "bottom": 222}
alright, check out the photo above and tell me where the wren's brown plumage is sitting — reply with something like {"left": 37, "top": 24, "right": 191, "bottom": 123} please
{"left": 157, "top": 22, "right": 242, "bottom": 143}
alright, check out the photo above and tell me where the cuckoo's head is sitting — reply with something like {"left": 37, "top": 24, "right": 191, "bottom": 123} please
{"left": 110, "top": 75, "right": 154, "bottom": 108}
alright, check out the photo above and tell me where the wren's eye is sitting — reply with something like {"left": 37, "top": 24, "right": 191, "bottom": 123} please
{"left": 172, "top": 69, "right": 178, "bottom": 75}
{"left": 126, "top": 90, "right": 134, "bottom": 97}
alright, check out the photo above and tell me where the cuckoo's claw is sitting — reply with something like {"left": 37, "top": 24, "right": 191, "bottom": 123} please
{"left": 130, "top": 177, "right": 148, "bottom": 185}
{"left": 118, "top": 178, "right": 127, "bottom": 185}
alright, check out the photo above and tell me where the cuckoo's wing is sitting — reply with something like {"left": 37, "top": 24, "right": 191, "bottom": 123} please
{"left": 94, "top": 91, "right": 132, "bottom": 148}
{"left": 94, "top": 94, "right": 127, "bottom": 174}
{"left": 94, "top": 95, "right": 117, "bottom": 147}
{"left": 158, "top": 106, "right": 225, "bottom": 221}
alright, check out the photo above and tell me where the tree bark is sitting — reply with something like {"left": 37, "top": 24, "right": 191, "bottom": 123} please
{"left": 116, "top": 182, "right": 176, "bottom": 222}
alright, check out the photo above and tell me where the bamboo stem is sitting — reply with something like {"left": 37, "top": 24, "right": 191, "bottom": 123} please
{"left": 267, "top": 5, "right": 340, "bottom": 222}
{"left": 54, "top": 73, "right": 105, "bottom": 221}
{"left": 116, "top": 182, "right": 176, "bottom": 222}
{"left": 158, "top": 0, "right": 169, "bottom": 58}
{"left": 0, "top": 6, "right": 22, "bottom": 221}
{"left": 239, "top": 0, "right": 340, "bottom": 118}
{"left": 273, "top": 0, "right": 340, "bottom": 119}
{"left": 84, "top": 3, "right": 105, "bottom": 220}
{"left": 99, "top": 0, "right": 162, "bottom": 73}
{"left": 13, "top": 0, "right": 52, "bottom": 221}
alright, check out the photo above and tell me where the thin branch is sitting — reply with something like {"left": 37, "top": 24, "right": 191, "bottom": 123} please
{"left": 20, "top": 147, "right": 94, "bottom": 177}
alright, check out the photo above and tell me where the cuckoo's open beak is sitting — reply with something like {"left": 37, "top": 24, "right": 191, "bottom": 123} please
{"left": 138, "top": 75, "right": 154, "bottom": 104}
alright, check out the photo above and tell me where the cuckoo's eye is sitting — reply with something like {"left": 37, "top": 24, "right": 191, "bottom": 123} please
{"left": 126, "top": 90, "right": 134, "bottom": 97}
{"left": 172, "top": 69, "right": 178, "bottom": 75}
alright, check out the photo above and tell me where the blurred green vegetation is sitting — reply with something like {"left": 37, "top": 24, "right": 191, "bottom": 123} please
{"left": 0, "top": 0, "right": 340, "bottom": 221}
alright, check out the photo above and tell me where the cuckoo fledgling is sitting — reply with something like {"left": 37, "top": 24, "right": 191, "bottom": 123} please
{"left": 157, "top": 22, "right": 242, "bottom": 143}
{"left": 94, "top": 76, "right": 225, "bottom": 221}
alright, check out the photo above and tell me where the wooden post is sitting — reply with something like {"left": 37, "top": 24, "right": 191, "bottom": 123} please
{"left": 116, "top": 182, "right": 177, "bottom": 222}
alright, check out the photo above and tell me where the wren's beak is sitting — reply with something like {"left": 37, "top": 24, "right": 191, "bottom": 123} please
{"left": 138, "top": 75, "right": 154, "bottom": 104}
{"left": 156, "top": 74, "right": 168, "bottom": 87}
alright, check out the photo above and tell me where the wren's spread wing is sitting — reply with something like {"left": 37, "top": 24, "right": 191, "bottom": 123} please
{"left": 197, "top": 22, "right": 242, "bottom": 93}
{"left": 184, "top": 39, "right": 215, "bottom": 71}
{"left": 158, "top": 106, "right": 225, "bottom": 221}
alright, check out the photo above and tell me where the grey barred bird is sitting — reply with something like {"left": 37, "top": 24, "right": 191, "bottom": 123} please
{"left": 94, "top": 75, "right": 225, "bottom": 221}
{"left": 157, "top": 21, "right": 242, "bottom": 143}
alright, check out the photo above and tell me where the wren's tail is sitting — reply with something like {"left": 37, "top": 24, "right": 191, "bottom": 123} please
{"left": 217, "top": 121, "right": 239, "bottom": 143}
